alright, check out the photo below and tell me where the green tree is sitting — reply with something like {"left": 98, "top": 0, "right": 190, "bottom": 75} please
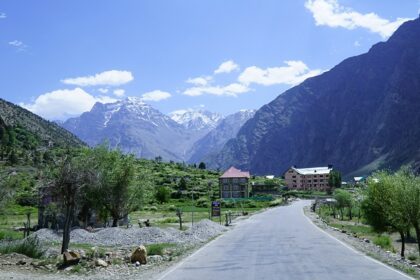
{"left": 198, "top": 162, "right": 206, "bottom": 170}
{"left": 155, "top": 186, "right": 171, "bottom": 204}
{"left": 328, "top": 170, "right": 342, "bottom": 191}
{"left": 178, "top": 177, "right": 187, "bottom": 191}
{"left": 48, "top": 151, "right": 97, "bottom": 253}
{"left": 90, "top": 146, "right": 137, "bottom": 227}
{"left": 393, "top": 168, "right": 420, "bottom": 256}
{"left": 334, "top": 189, "right": 353, "bottom": 220}
{"left": 362, "top": 170, "right": 410, "bottom": 257}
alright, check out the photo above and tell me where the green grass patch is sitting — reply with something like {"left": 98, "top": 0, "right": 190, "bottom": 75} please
{"left": 0, "top": 236, "right": 44, "bottom": 258}
{"left": 373, "top": 235, "right": 393, "bottom": 250}
{"left": 146, "top": 243, "right": 175, "bottom": 256}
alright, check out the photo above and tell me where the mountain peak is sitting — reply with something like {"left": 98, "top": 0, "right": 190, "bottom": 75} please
{"left": 170, "top": 108, "right": 222, "bottom": 131}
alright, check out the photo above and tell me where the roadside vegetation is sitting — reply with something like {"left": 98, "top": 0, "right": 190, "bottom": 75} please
{"left": 317, "top": 167, "right": 420, "bottom": 258}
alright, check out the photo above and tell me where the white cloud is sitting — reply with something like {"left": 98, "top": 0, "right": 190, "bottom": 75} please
{"left": 0, "top": 12, "right": 6, "bottom": 19}
{"left": 8, "top": 40, "right": 28, "bottom": 51}
{"left": 354, "top": 40, "right": 361, "bottom": 47}
{"left": 305, "top": 0, "right": 411, "bottom": 38}
{"left": 141, "top": 90, "right": 171, "bottom": 102}
{"left": 61, "top": 70, "right": 134, "bottom": 87}
{"left": 113, "top": 89, "right": 125, "bottom": 97}
{"left": 98, "top": 88, "right": 109, "bottom": 94}
{"left": 214, "top": 60, "right": 240, "bottom": 74}
{"left": 238, "top": 60, "right": 323, "bottom": 86}
{"left": 186, "top": 76, "right": 211, "bottom": 86}
{"left": 21, "top": 88, "right": 117, "bottom": 120}
{"left": 183, "top": 83, "right": 249, "bottom": 97}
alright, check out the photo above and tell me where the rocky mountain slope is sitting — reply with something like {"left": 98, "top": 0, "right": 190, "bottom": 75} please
{"left": 61, "top": 98, "right": 255, "bottom": 162}
{"left": 0, "top": 98, "right": 83, "bottom": 148}
{"left": 188, "top": 110, "right": 255, "bottom": 164}
{"left": 210, "top": 16, "right": 420, "bottom": 176}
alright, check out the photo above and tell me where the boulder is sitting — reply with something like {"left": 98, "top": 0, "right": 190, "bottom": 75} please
{"left": 130, "top": 245, "right": 147, "bottom": 264}
{"left": 63, "top": 251, "right": 81, "bottom": 265}
{"left": 95, "top": 259, "right": 108, "bottom": 267}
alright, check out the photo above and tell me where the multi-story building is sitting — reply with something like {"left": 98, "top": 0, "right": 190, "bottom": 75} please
{"left": 219, "top": 166, "right": 250, "bottom": 198}
{"left": 284, "top": 165, "right": 333, "bottom": 191}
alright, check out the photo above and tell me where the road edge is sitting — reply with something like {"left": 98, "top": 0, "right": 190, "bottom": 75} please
{"left": 302, "top": 204, "right": 417, "bottom": 280}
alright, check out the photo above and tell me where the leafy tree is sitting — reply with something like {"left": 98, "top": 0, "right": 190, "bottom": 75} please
{"left": 178, "top": 177, "right": 187, "bottom": 191}
{"left": 334, "top": 189, "right": 353, "bottom": 220}
{"left": 155, "top": 186, "right": 171, "bottom": 204}
{"left": 90, "top": 146, "right": 137, "bottom": 227}
{"left": 198, "top": 162, "right": 206, "bottom": 170}
{"left": 328, "top": 170, "right": 342, "bottom": 190}
{"left": 362, "top": 170, "right": 411, "bottom": 257}
{"left": 393, "top": 168, "right": 420, "bottom": 256}
{"left": 48, "top": 151, "right": 97, "bottom": 253}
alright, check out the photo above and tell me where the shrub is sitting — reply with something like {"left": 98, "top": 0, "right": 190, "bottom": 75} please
{"left": 149, "top": 206, "right": 158, "bottom": 212}
{"left": 221, "top": 200, "right": 235, "bottom": 208}
{"left": 408, "top": 254, "right": 418, "bottom": 261}
{"left": 373, "top": 235, "right": 392, "bottom": 250}
{"left": 196, "top": 197, "right": 209, "bottom": 208}
{"left": 0, "top": 236, "right": 44, "bottom": 258}
{"left": 269, "top": 198, "right": 283, "bottom": 207}
{"left": 168, "top": 205, "right": 177, "bottom": 211}
{"left": 146, "top": 243, "right": 174, "bottom": 256}
{"left": 155, "top": 186, "right": 171, "bottom": 204}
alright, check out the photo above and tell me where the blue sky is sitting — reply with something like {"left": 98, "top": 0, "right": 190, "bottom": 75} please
{"left": 0, "top": 0, "right": 419, "bottom": 120}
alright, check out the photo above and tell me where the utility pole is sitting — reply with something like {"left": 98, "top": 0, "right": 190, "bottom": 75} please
{"left": 191, "top": 186, "right": 194, "bottom": 229}
{"left": 208, "top": 181, "right": 213, "bottom": 220}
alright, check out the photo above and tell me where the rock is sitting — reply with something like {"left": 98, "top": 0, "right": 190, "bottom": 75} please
{"left": 63, "top": 251, "right": 81, "bottom": 265}
{"left": 130, "top": 245, "right": 147, "bottom": 264}
{"left": 95, "top": 259, "right": 108, "bottom": 267}
{"left": 363, "top": 238, "right": 370, "bottom": 243}
{"left": 148, "top": 255, "right": 163, "bottom": 263}
{"left": 16, "top": 260, "right": 26, "bottom": 265}
{"left": 135, "top": 261, "right": 140, "bottom": 267}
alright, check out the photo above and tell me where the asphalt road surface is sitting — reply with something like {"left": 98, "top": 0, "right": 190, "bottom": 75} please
{"left": 157, "top": 200, "right": 412, "bottom": 280}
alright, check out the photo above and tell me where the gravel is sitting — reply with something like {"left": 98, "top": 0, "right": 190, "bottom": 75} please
{"left": 33, "top": 220, "right": 227, "bottom": 247}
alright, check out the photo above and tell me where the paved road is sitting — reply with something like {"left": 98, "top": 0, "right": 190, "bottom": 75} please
{"left": 157, "top": 200, "right": 412, "bottom": 280}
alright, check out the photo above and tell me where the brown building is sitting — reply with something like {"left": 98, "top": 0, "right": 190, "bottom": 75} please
{"left": 219, "top": 166, "right": 250, "bottom": 198}
{"left": 284, "top": 166, "right": 333, "bottom": 191}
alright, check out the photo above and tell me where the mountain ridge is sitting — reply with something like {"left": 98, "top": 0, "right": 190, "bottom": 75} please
{"left": 209, "top": 16, "right": 420, "bottom": 176}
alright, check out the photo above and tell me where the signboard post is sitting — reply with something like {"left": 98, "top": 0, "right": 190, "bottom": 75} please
{"left": 211, "top": 201, "right": 221, "bottom": 224}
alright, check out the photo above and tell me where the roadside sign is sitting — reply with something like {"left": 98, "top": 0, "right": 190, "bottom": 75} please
{"left": 211, "top": 201, "right": 221, "bottom": 217}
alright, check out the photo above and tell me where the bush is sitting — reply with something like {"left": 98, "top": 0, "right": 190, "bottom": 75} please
{"left": 373, "top": 235, "right": 392, "bottom": 250}
{"left": 269, "top": 198, "right": 283, "bottom": 207}
{"left": 221, "top": 200, "right": 235, "bottom": 208}
{"left": 408, "top": 254, "right": 418, "bottom": 262}
{"left": 149, "top": 206, "right": 158, "bottom": 212}
{"left": 0, "top": 236, "right": 44, "bottom": 258}
{"left": 155, "top": 186, "right": 171, "bottom": 204}
{"left": 196, "top": 197, "right": 209, "bottom": 208}
{"left": 242, "top": 200, "right": 257, "bottom": 208}
{"left": 168, "top": 205, "right": 177, "bottom": 211}
{"left": 146, "top": 243, "right": 174, "bottom": 256}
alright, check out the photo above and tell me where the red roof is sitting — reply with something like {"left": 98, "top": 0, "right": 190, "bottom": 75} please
{"left": 220, "top": 166, "right": 250, "bottom": 179}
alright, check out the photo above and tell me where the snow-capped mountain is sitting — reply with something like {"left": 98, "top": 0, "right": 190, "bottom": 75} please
{"left": 170, "top": 109, "right": 222, "bottom": 131}
{"left": 62, "top": 97, "right": 192, "bottom": 161}
{"left": 188, "top": 109, "right": 256, "bottom": 163}
{"left": 61, "top": 97, "right": 254, "bottom": 163}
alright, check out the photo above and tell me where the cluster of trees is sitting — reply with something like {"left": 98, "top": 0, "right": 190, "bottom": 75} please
{"left": 45, "top": 145, "right": 153, "bottom": 253}
{"left": 362, "top": 168, "right": 420, "bottom": 257}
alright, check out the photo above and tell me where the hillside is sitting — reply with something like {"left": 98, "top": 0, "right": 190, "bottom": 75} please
{"left": 0, "top": 98, "right": 83, "bottom": 148}
{"left": 210, "top": 16, "right": 420, "bottom": 176}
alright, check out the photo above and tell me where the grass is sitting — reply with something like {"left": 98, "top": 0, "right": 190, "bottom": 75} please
{"left": 0, "top": 236, "right": 44, "bottom": 258}
{"left": 146, "top": 243, "right": 175, "bottom": 256}
{"left": 130, "top": 199, "right": 271, "bottom": 228}
{"left": 373, "top": 235, "right": 393, "bottom": 250}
